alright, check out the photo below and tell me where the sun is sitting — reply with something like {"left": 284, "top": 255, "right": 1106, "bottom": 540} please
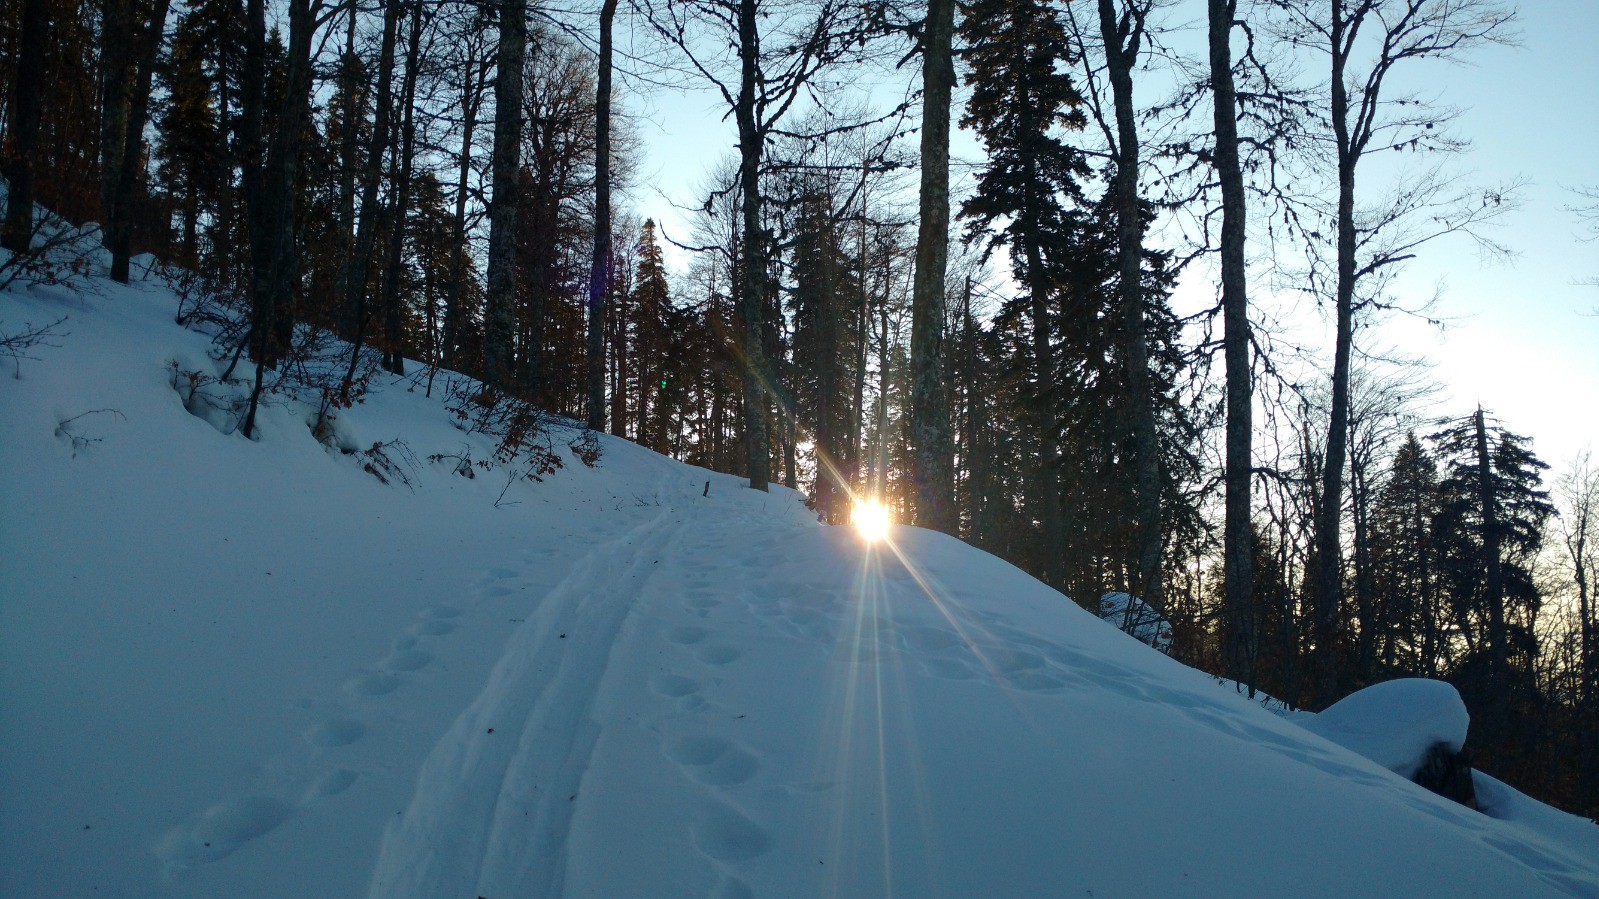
{"left": 852, "top": 497, "right": 892, "bottom": 543}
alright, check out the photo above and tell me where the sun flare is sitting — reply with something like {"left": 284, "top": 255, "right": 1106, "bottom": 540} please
{"left": 852, "top": 498, "right": 892, "bottom": 542}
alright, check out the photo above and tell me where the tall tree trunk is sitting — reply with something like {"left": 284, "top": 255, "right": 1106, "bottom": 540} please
{"left": 100, "top": 0, "right": 134, "bottom": 235}
{"left": 443, "top": 52, "right": 485, "bottom": 371}
{"left": 1209, "top": 0, "right": 1256, "bottom": 690}
{"left": 241, "top": 0, "right": 318, "bottom": 438}
{"left": 736, "top": 0, "right": 770, "bottom": 490}
{"left": 107, "top": 0, "right": 173, "bottom": 282}
{"left": 1315, "top": 1, "right": 1357, "bottom": 705}
{"left": 1098, "top": 0, "right": 1162, "bottom": 608}
{"left": 340, "top": 0, "right": 401, "bottom": 394}
{"left": 380, "top": 0, "right": 425, "bottom": 376}
{"left": 908, "top": 0, "right": 956, "bottom": 531}
{"left": 2, "top": 0, "right": 47, "bottom": 252}
{"left": 586, "top": 0, "right": 619, "bottom": 430}
{"left": 483, "top": 0, "right": 526, "bottom": 390}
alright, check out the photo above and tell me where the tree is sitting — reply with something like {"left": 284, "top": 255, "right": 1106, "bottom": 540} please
{"left": 958, "top": 0, "right": 1090, "bottom": 585}
{"left": 586, "top": 0, "right": 620, "bottom": 431}
{"left": 2, "top": 0, "right": 49, "bottom": 252}
{"left": 647, "top": 0, "right": 882, "bottom": 490}
{"left": 483, "top": 0, "right": 526, "bottom": 390}
{"left": 1271, "top": 0, "right": 1517, "bottom": 705}
{"left": 1207, "top": 0, "right": 1256, "bottom": 689}
{"left": 906, "top": 0, "right": 956, "bottom": 532}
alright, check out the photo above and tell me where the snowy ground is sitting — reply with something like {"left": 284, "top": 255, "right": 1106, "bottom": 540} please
{"left": 4, "top": 261, "right": 1599, "bottom": 897}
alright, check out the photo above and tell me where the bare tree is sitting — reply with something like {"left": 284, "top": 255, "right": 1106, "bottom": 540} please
{"left": 1270, "top": 0, "right": 1517, "bottom": 704}
{"left": 483, "top": 0, "right": 528, "bottom": 391}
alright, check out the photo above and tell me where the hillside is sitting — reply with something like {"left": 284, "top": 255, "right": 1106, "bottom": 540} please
{"left": 3, "top": 263, "right": 1597, "bottom": 897}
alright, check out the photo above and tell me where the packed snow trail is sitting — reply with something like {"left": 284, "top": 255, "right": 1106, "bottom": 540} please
{"left": 367, "top": 469, "right": 691, "bottom": 897}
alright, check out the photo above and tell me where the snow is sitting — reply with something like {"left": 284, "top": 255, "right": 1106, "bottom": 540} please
{"left": 4, "top": 258, "right": 1599, "bottom": 897}
{"left": 1097, "top": 590, "right": 1173, "bottom": 652}
{"left": 1298, "top": 678, "right": 1471, "bottom": 779}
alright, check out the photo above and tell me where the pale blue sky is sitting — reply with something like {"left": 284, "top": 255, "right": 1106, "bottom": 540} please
{"left": 622, "top": 0, "right": 1597, "bottom": 471}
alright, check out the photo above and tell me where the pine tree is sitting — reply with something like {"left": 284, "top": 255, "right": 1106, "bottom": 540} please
{"left": 958, "top": 0, "right": 1090, "bottom": 585}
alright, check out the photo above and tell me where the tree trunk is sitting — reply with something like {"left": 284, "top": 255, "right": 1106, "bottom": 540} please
{"left": 340, "top": 0, "right": 402, "bottom": 394}
{"left": 586, "top": 0, "right": 619, "bottom": 431}
{"left": 107, "top": 0, "right": 173, "bottom": 282}
{"left": 100, "top": 0, "right": 134, "bottom": 236}
{"left": 736, "top": 0, "right": 770, "bottom": 491}
{"left": 1315, "top": 1, "right": 1357, "bottom": 705}
{"left": 483, "top": 0, "right": 526, "bottom": 390}
{"left": 443, "top": 50, "right": 485, "bottom": 371}
{"left": 380, "top": 0, "right": 425, "bottom": 376}
{"left": 1098, "top": 0, "right": 1162, "bottom": 609}
{"left": 908, "top": 0, "right": 956, "bottom": 531}
{"left": 1209, "top": 0, "right": 1256, "bottom": 690}
{"left": 241, "top": 0, "right": 318, "bottom": 438}
{"left": 2, "top": 0, "right": 47, "bottom": 252}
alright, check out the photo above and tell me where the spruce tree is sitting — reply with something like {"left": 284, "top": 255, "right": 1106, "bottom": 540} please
{"left": 958, "top": 0, "right": 1090, "bottom": 585}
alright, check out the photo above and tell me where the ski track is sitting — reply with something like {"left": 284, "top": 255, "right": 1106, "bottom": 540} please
{"left": 366, "top": 470, "right": 693, "bottom": 899}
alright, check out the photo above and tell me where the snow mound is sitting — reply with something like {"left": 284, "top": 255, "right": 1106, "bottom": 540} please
{"left": 1299, "top": 678, "right": 1470, "bottom": 779}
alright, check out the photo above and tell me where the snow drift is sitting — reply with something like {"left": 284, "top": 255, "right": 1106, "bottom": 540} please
{"left": 3, "top": 249, "right": 1598, "bottom": 898}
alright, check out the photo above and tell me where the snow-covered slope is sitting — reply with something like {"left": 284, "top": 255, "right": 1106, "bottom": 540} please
{"left": 4, "top": 270, "right": 1598, "bottom": 898}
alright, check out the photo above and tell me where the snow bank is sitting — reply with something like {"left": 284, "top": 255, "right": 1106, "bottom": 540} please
{"left": 4, "top": 256, "right": 1598, "bottom": 898}
{"left": 1299, "top": 678, "right": 1470, "bottom": 779}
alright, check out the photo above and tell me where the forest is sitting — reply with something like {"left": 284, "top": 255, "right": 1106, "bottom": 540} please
{"left": 1, "top": 0, "right": 1593, "bottom": 819}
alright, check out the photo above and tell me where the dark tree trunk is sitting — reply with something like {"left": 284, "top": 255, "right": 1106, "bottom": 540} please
{"left": 2, "top": 0, "right": 47, "bottom": 252}
{"left": 241, "top": 0, "right": 318, "bottom": 438}
{"left": 483, "top": 0, "right": 527, "bottom": 390}
{"left": 443, "top": 50, "right": 486, "bottom": 371}
{"left": 107, "top": 0, "right": 173, "bottom": 282}
{"left": 340, "top": 0, "right": 401, "bottom": 394}
{"left": 380, "top": 0, "right": 426, "bottom": 376}
{"left": 736, "top": 0, "right": 770, "bottom": 491}
{"left": 586, "top": 0, "right": 619, "bottom": 430}
{"left": 908, "top": 0, "right": 956, "bottom": 531}
{"left": 1209, "top": 0, "right": 1256, "bottom": 690}
{"left": 1098, "top": 0, "right": 1162, "bottom": 609}
{"left": 1315, "top": 1, "right": 1357, "bottom": 705}
{"left": 100, "top": 0, "right": 134, "bottom": 234}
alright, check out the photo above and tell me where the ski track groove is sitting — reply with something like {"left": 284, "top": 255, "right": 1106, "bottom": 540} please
{"left": 366, "top": 471, "right": 690, "bottom": 899}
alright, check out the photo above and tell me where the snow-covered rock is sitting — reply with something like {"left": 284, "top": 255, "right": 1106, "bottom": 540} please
{"left": 1097, "top": 590, "right": 1172, "bottom": 652}
{"left": 1298, "top": 678, "right": 1470, "bottom": 779}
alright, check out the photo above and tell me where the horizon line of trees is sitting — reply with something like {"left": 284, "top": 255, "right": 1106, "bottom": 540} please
{"left": 2, "top": 0, "right": 1593, "bottom": 818}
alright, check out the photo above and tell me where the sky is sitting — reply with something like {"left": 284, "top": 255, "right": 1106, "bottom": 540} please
{"left": 618, "top": 0, "right": 1597, "bottom": 473}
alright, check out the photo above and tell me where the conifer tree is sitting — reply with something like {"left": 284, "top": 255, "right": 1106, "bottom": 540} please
{"left": 958, "top": 0, "right": 1090, "bottom": 584}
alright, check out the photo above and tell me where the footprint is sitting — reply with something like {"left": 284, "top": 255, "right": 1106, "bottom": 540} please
{"left": 304, "top": 719, "right": 366, "bottom": 747}
{"left": 666, "top": 626, "right": 710, "bottom": 645}
{"left": 692, "top": 805, "right": 772, "bottom": 861}
{"left": 421, "top": 605, "right": 462, "bottom": 619}
{"left": 665, "top": 735, "right": 760, "bottom": 786}
{"left": 697, "top": 645, "right": 741, "bottom": 666}
{"left": 650, "top": 674, "right": 701, "bottom": 698}
{"left": 410, "top": 619, "right": 456, "bottom": 636}
{"left": 487, "top": 567, "right": 520, "bottom": 580}
{"left": 306, "top": 768, "right": 358, "bottom": 799}
{"left": 156, "top": 796, "right": 291, "bottom": 871}
{"left": 393, "top": 634, "right": 419, "bottom": 651}
{"left": 382, "top": 649, "right": 432, "bottom": 672}
{"left": 345, "top": 671, "right": 400, "bottom": 696}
